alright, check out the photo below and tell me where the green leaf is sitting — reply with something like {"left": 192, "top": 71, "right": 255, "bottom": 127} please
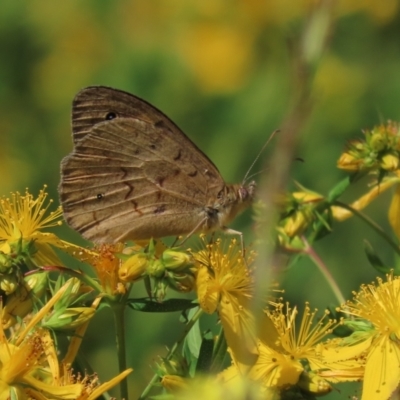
{"left": 327, "top": 176, "right": 351, "bottom": 202}
{"left": 196, "top": 331, "right": 214, "bottom": 373}
{"left": 184, "top": 307, "right": 202, "bottom": 376}
{"left": 127, "top": 298, "right": 198, "bottom": 312}
{"left": 364, "top": 240, "right": 392, "bottom": 274}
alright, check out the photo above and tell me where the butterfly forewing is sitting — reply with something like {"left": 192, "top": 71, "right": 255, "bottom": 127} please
{"left": 60, "top": 86, "right": 255, "bottom": 244}
{"left": 60, "top": 117, "right": 225, "bottom": 243}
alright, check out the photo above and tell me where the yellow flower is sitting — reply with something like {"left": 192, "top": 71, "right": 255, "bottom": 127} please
{"left": 194, "top": 237, "right": 257, "bottom": 372}
{"left": 74, "top": 367, "right": 132, "bottom": 400}
{"left": 249, "top": 302, "right": 338, "bottom": 394}
{"left": 338, "top": 273, "right": 400, "bottom": 400}
{"left": 90, "top": 243, "right": 127, "bottom": 295}
{"left": 0, "top": 279, "right": 132, "bottom": 399}
{"left": 177, "top": 374, "right": 277, "bottom": 400}
{"left": 0, "top": 186, "right": 93, "bottom": 269}
{"left": 267, "top": 302, "right": 338, "bottom": 372}
{"left": 0, "top": 326, "right": 83, "bottom": 399}
{"left": 247, "top": 340, "right": 304, "bottom": 389}
{"left": 0, "top": 186, "right": 62, "bottom": 242}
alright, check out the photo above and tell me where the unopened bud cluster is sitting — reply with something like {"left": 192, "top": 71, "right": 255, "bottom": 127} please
{"left": 0, "top": 238, "right": 37, "bottom": 295}
{"left": 118, "top": 241, "right": 195, "bottom": 301}
{"left": 277, "top": 189, "right": 325, "bottom": 246}
{"left": 337, "top": 121, "right": 400, "bottom": 173}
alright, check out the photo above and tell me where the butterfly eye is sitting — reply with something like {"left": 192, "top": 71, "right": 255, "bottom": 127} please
{"left": 96, "top": 194, "right": 104, "bottom": 200}
{"left": 105, "top": 112, "right": 117, "bottom": 120}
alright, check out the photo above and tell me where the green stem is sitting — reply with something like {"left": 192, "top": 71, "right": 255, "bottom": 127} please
{"left": 302, "top": 237, "right": 345, "bottom": 305}
{"left": 112, "top": 301, "right": 128, "bottom": 400}
{"left": 334, "top": 201, "right": 400, "bottom": 256}
{"left": 138, "top": 307, "right": 204, "bottom": 400}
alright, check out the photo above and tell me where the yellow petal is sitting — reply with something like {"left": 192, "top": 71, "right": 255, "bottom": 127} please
{"left": 23, "top": 374, "right": 82, "bottom": 399}
{"left": 196, "top": 266, "right": 219, "bottom": 314}
{"left": 86, "top": 368, "right": 132, "bottom": 400}
{"left": 332, "top": 178, "right": 400, "bottom": 221}
{"left": 389, "top": 184, "right": 400, "bottom": 240}
{"left": 219, "top": 294, "right": 258, "bottom": 373}
{"left": 320, "top": 336, "right": 373, "bottom": 364}
{"left": 248, "top": 342, "right": 303, "bottom": 388}
{"left": 362, "top": 336, "right": 400, "bottom": 400}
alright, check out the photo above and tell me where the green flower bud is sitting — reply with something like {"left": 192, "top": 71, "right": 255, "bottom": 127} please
{"left": 44, "top": 307, "right": 95, "bottom": 330}
{"left": 297, "top": 371, "right": 332, "bottom": 395}
{"left": 161, "top": 250, "right": 193, "bottom": 271}
{"left": 147, "top": 259, "right": 165, "bottom": 278}
{"left": 55, "top": 277, "right": 83, "bottom": 310}
{"left": 1, "top": 273, "right": 47, "bottom": 329}
{"left": 166, "top": 272, "right": 195, "bottom": 293}
{"left": 0, "top": 252, "right": 13, "bottom": 273}
{"left": 369, "top": 132, "right": 387, "bottom": 152}
{"left": 153, "top": 277, "right": 168, "bottom": 302}
{"left": 158, "top": 354, "right": 188, "bottom": 377}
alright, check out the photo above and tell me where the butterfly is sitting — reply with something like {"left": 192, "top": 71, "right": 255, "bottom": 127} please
{"left": 58, "top": 86, "right": 256, "bottom": 243}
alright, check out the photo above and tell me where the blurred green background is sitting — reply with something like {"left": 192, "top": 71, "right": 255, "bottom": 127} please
{"left": 1, "top": 0, "right": 400, "bottom": 398}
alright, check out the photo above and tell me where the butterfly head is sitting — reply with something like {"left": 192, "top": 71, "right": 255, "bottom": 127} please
{"left": 212, "top": 181, "right": 256, "bottom": 229}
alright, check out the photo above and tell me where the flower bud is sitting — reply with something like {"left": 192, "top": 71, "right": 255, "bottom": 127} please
{"left": 297, "top": 371, "right": 332, "bottom": 395}
{"left": 2, "top": 273, "right": 48, "bottom": 329}
{"left": 147, "top": 259, "right": 165, "bottom": 278}
{"left": 282, "top": 209, "right": 312, "bottom": 238}
{"left": 158, "top": 354, "right": 188, "bottom": 376}
{"left": 337, "top": 152, "right": 362, "bottom": 171}
{"left": 0, "top": 252, "right": 13, "bottom": 273}
{"left": 381, "top": 152, "right": 399, "bottom": 171}
{"left": 166, "top": 272, "right": 195, "bottom": 293}
{"left": 369, "top": 132, "right": 387, "bottom": 152}
{"left": 55, "top": 277, "right": 84, "bottom": 310}
{"left": 119, "top": 253, "right": 148, "bottom": 282}
{"left": 0, "top": 275, "right": 18, "bottom": 295}
{"left": 161, "top": 375, "right": 189, "bottom": 393}
{"left": 153, "top": 277, "right": 168, "bottom": 302}
{"left": 162, "top": 250, "right": 192, "bottom": 271}
{"left": 44, "top": 307, "right": 95, "bottom": 330}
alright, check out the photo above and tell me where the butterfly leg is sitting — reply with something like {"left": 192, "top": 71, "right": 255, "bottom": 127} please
{"left": 174, "top": 217, "right": 209, "bottom": 247}
{"left": 171, "top": 236, "right": 181, "bottom": 247}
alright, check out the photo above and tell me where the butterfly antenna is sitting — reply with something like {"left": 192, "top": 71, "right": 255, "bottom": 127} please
{"left": 243, "top": 168, "right": 269, "bottom": 182}
{"left": 242, "top": 129, "right": 279, "bottom": 184}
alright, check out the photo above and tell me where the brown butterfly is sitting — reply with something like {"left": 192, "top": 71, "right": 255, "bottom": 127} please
{"left": 58, "top": 86, "right": 256, "bottom": 243}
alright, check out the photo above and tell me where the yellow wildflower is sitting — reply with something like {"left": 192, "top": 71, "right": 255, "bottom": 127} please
{"left": 0, "top": 186, "right": 94, "bottom": 268}
{"left": 338, "top": 273, "right": 400, "bottom": 400}
{"left": 90, "top": 243, "right": 128, "bottom": 295}
{"left": 0, "top": 279, "right": 132, "bottom": 399}
{"left": 337, "top": 121, "right": 400, "bottom": 173}
{"left": 194, "top": 237, "right": 257, "bottom": 372}
{"left": 249, "top": 302, "right": 338, "bottom": 394}
{"left": 0, "top": 326, "right": 83, "bottom": 399}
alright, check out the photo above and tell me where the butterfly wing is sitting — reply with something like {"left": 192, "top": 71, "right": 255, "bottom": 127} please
{"left": 60, "top": 117, "right": 225, "bottom": 243}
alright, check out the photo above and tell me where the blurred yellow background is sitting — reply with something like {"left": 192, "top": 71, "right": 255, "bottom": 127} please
{"left": 1, "top": 1, "right": 400, "bottom": 398}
